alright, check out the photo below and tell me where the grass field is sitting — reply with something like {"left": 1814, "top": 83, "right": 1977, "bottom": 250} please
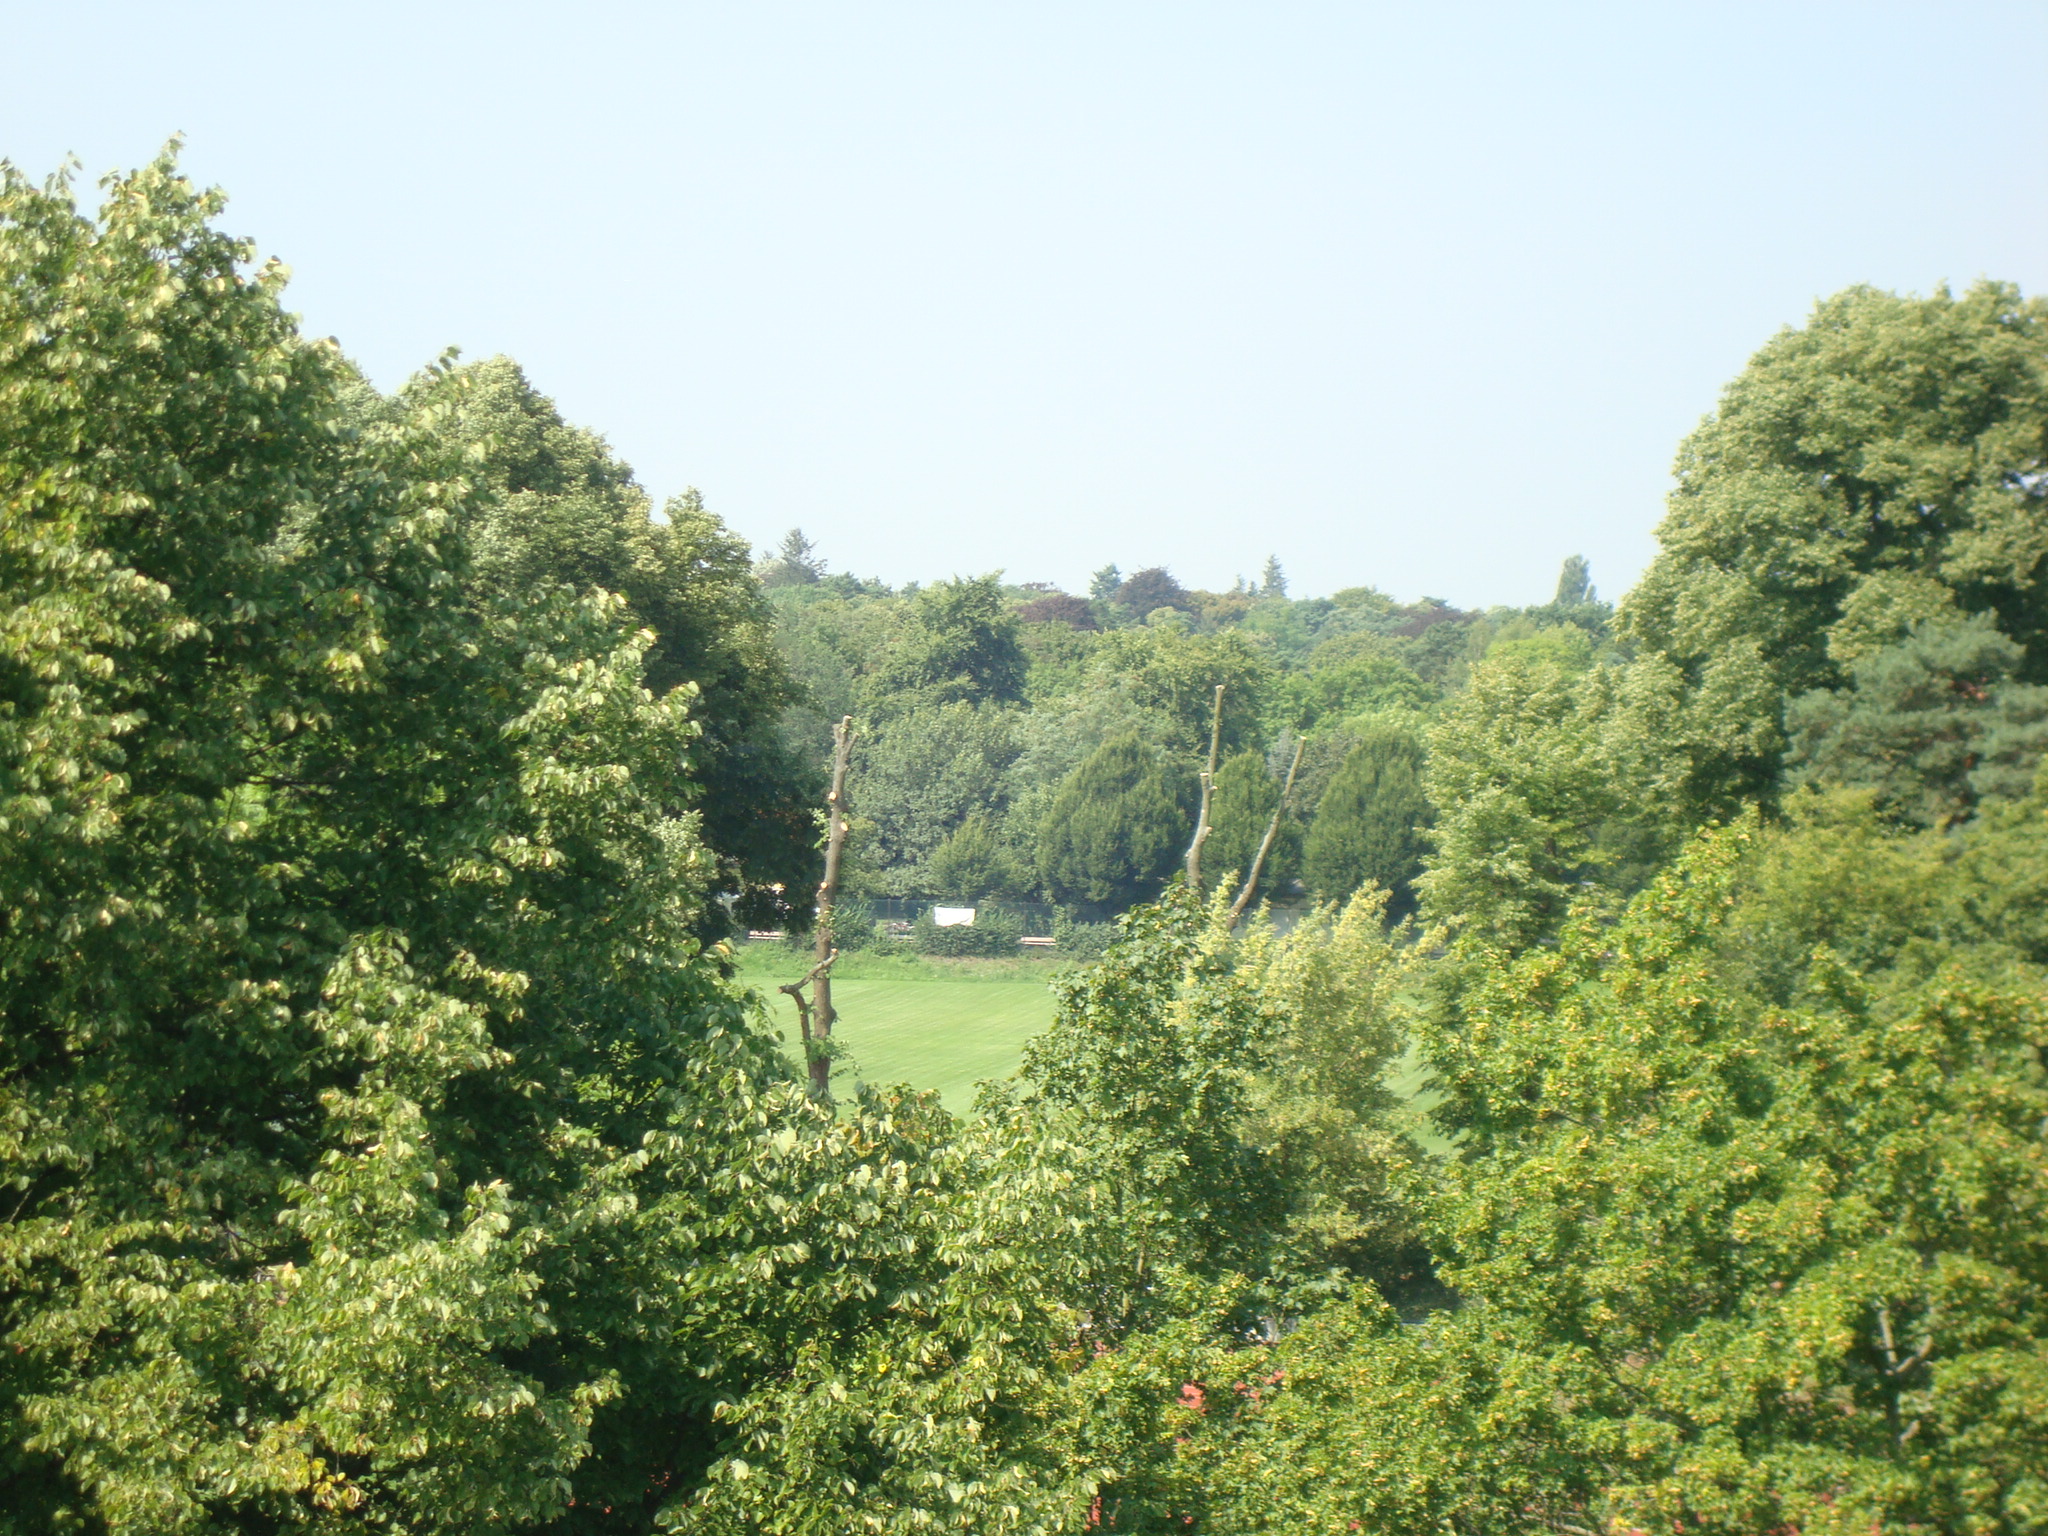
{"left": 730, "top": 944, "right": 1449, "bottom": 1143}
{"left": 733, "top": 944, "right": 1062, "bottom": 1112}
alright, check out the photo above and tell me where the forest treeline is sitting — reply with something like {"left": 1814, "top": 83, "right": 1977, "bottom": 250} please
{"left": 4, "top": 154, "right": 2047, "bottom": 1535}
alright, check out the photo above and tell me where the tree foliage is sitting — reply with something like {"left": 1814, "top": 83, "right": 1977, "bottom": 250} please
{"left": 756, "top": 526, "right": 825, "bottom": 587}
{"left": 1418, "top": 627, "right": 1687, "bottom": 949}
{"left": 1185, "top": 816, "right": 2048, "bottom": 1535}
{"left": 1785, "top": 613, "right": 2048, "bottom": 825}
{"left": 1036, "top": 735, "right": 1187, "bottom": 908}
{"left": 851, "top": 701, "right": 1019, "bottom": 883}
{"left": 1625, "top": 280, "right": 2048, "bottom": 803}
{"left": 1200, "top": 748, "right": 1295, "bottom": 897}
{"left": 404, "top": 355, "right": 819, "bottom": 929}
{"left": 1300, "top": 719, "right": 1430, "bottom": 911}
{"left": 1087, "top": 627, "right": 1275, "bottom": 756}
{"left": 10, "top": 155, "right": 2047, "bottom": 1536}
{"left": 865, "top": 575, "right": 1026, "bottom": 713}
{"left": 1113, "top": 566, "right": 1192, "bottom": 617}
{"left": 0, "top": 152, "right": 755, "bottom": 1533}
{"left": 921, "top": 812, "right": 1029, "bottom": 901}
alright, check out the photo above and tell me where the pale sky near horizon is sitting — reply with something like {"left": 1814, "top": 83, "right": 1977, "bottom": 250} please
{"left": 4, "top": 2, "right": 2043, "bottom": 606}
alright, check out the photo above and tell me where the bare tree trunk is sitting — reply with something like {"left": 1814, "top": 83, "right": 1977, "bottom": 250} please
{"left": 792, "top": 716, "right": 853, "bottom": 1100}
{"left": 1184, "top": 684, "right": 1226, "bottom": 892}
{"left": 779, "top": 953, "right": 834, "bottom": 1072}
{"left": 1229, "top": 735, "right": 1305, "bottom": 929}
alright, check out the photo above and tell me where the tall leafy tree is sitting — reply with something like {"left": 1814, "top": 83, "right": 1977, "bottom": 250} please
{"left": 1037, "top": 734, "right": 1187, "bottom": 908}
{"left": 1183, "top": 817, "right": 2048, "bottom": 1535}
{"left": 864, "top": 573, "right": 1026, "bottom": 712}
{"left": 921, "top": 812, "right": 1028, "bottom": 900}
{"left": 0, "top": 153, "right": 1190, "bottom": 1536}
{"left": 1624, "top": 280, "right": 2048, "bottom": 807}
{"left": 1266, "top": 644, "right": 1431, "bottom": 734}
{"left": 1202, "top": 748, "right": 1296, "bottom": 897}
{"left": 0, "top": 153, "right": 755, "bottom": 1532}
{"left": 1553, "top": 552, "right": 1593, "bottom": 605}
{"left": 1115, "top": 566, "right": 1193, "bottom": 618}
{"left": 1258, "top": 554, "right": 1287, "bottom": 599}
{"left": 848, "top": 700, "right": 1019, "bottom": 882}
{"left": 1090, "top": 626, "right": 1276, "bottom": 755}
{"left": 1229, "top": 887, "right": 1433, "bottom": 1294}
{"left": 1419, "top": 628, "right": 1688, "bottom": 950}
{"left": 404, "top": 355, "right": 819, "bottom": 930}
{"left": 756, "top": 526, "right": 825, "bottom": 586}
{"left": 1016, "top": 589, "right": 1097, "bottom": 629}
{"left": 1301, "top": 719, "right": 1431, "bottom": 912}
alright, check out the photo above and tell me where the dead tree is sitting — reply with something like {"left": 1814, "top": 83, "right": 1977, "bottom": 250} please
{"left": 1183, "top": 684, "right": 1226, "bottom": 892}
{"left": 1227, "top": 735, "right": 1305, "bottom": 930}
{"left": 787, "top": 716, "right": 853, "bottom": 1099}
{"left": 779, "top": 953, "right": 836, "bottom": 1084}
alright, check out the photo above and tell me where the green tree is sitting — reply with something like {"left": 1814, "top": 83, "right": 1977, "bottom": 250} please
{"left": 1418, "top": 627, "right": 1688, "bottom": 949}
{"left": 1266, "top": 645, "right": 1431, "bottom": 734}
{"left": 766, "top": 580, "right": 896, "bottom": 759}
{"left": 757, "top": 525, "right": 825, "bottom": 586}
{"left": 865, "top": 572, "right": 1026, "bottom": 712}
{"left": 1258, "top": 554, "right": 1287, "bottom": 598}
{"left": 1624, "top": 280, "right": 2048, "bottom": 807}
{"left": 1553, "top": 552, "right": 1592, "bottom": 605}
{"left": 850, "top": 700, "right": 1019, "bottom": 882}
{"left": 1022, "top": 885, "right": 1288, "bottom": 1293}
{"left": 1038, "top": 734, "right": 1187, "bottom": 908}
{"left": 922, "top": 812, "right": 1028, "bottom": 900}
{"left": 1301, "top": 719, "right": 1431, "bottom": 911}
{"left": 404, "top": 355, "right": 819, "bottom": 930}
{"left": 1184, "top": 818, "right": 2048, "bottom": 1535}
{"left": 1785, "top": 613, "right": 2048, "bottom": 825}
{"left": 1533, "top": 552, "right": 1613, "bottom": 635}
{"left": 1114, "top": 565, "right": 1192, "bottom": 617}
{"left": 1202, "top": 748, "right": 1298, "bottom": 897}
{"left": 1230, "top": 887, "right": 1433, "bottom": 1294}
{"left": 1090, "top": 625, "right": 1276, "bottom": 755}
{"left": 0, "top": 152, "right": 754, "bottom": 1533}
{"left": 0, "top": 153, "right": 1215, "bottom": 1536}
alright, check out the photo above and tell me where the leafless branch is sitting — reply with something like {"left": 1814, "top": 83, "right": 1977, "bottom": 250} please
{"left": 780, "top": 950, "right": 839, "bottom": 1057}
{"left": 1184, "top": 684, "right": 1226, "bottom": 891}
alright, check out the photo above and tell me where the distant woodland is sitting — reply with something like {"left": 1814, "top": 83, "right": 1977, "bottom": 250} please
{"left": 5, "top": 153, "right": 2048, "bottom": 1535}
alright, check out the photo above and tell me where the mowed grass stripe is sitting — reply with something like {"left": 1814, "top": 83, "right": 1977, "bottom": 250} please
{"left": 748, "top": 976, "right": 1057, "bottom": 1113}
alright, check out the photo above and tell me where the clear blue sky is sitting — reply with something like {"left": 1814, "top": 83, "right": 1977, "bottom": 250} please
{"left": 6, "top": 1, "right": 2043, "bottom": 605}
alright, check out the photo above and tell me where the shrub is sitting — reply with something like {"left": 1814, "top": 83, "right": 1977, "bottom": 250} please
{"left": 1051, "top": 914, "right": 1119, "bottom": 961}
{"left": 909, "top": 906, "right": 1024, "bottom": 957}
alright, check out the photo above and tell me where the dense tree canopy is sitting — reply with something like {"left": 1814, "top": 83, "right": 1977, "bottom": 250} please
{"left": 865, "top": 574, "right": 1027, "bottom": 713}
{"left": 393, "top": 357, "right": 821, "bottom": 930}
{"left": 1300, "top": 719, "right": 1430, "bottom": 911}
{"left": 1112, "top": 565, "right": 1192, "bottom": 618}
{"left": 1188, "top": 808, "right": 2048, "bottom": 1535}
{"left": 1785, "top": 613, "right": 2048, "bottom": 826}
{"left": 1625, "top": 280, "right": 2048, "bottom": 804}
{"left": 1037, "top": 735, "right": 1186, "bottom": 908}
{"left": 1200, "top": 748, "right": 1292, "bottom": 897}
{"left": 0, "top": 154, "right": 761, "bottom": 1532}
{"left": 7, "top": 150, "right": 2045, "bottom": 1536}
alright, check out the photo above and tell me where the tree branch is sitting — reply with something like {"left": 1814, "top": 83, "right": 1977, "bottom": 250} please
{"left": 1184, "top": 684, "right": 1225, "bottom": 891}
{"left": 780, "top": 950, "right": 839, "bottom": 1060}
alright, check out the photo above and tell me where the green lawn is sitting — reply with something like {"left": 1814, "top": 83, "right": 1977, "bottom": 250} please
{"left": 733, "top": 945, "right": 1061, "bottom": 1113}
{"left": 729, "top": 945, "right": 1447, "bottom": 1140}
